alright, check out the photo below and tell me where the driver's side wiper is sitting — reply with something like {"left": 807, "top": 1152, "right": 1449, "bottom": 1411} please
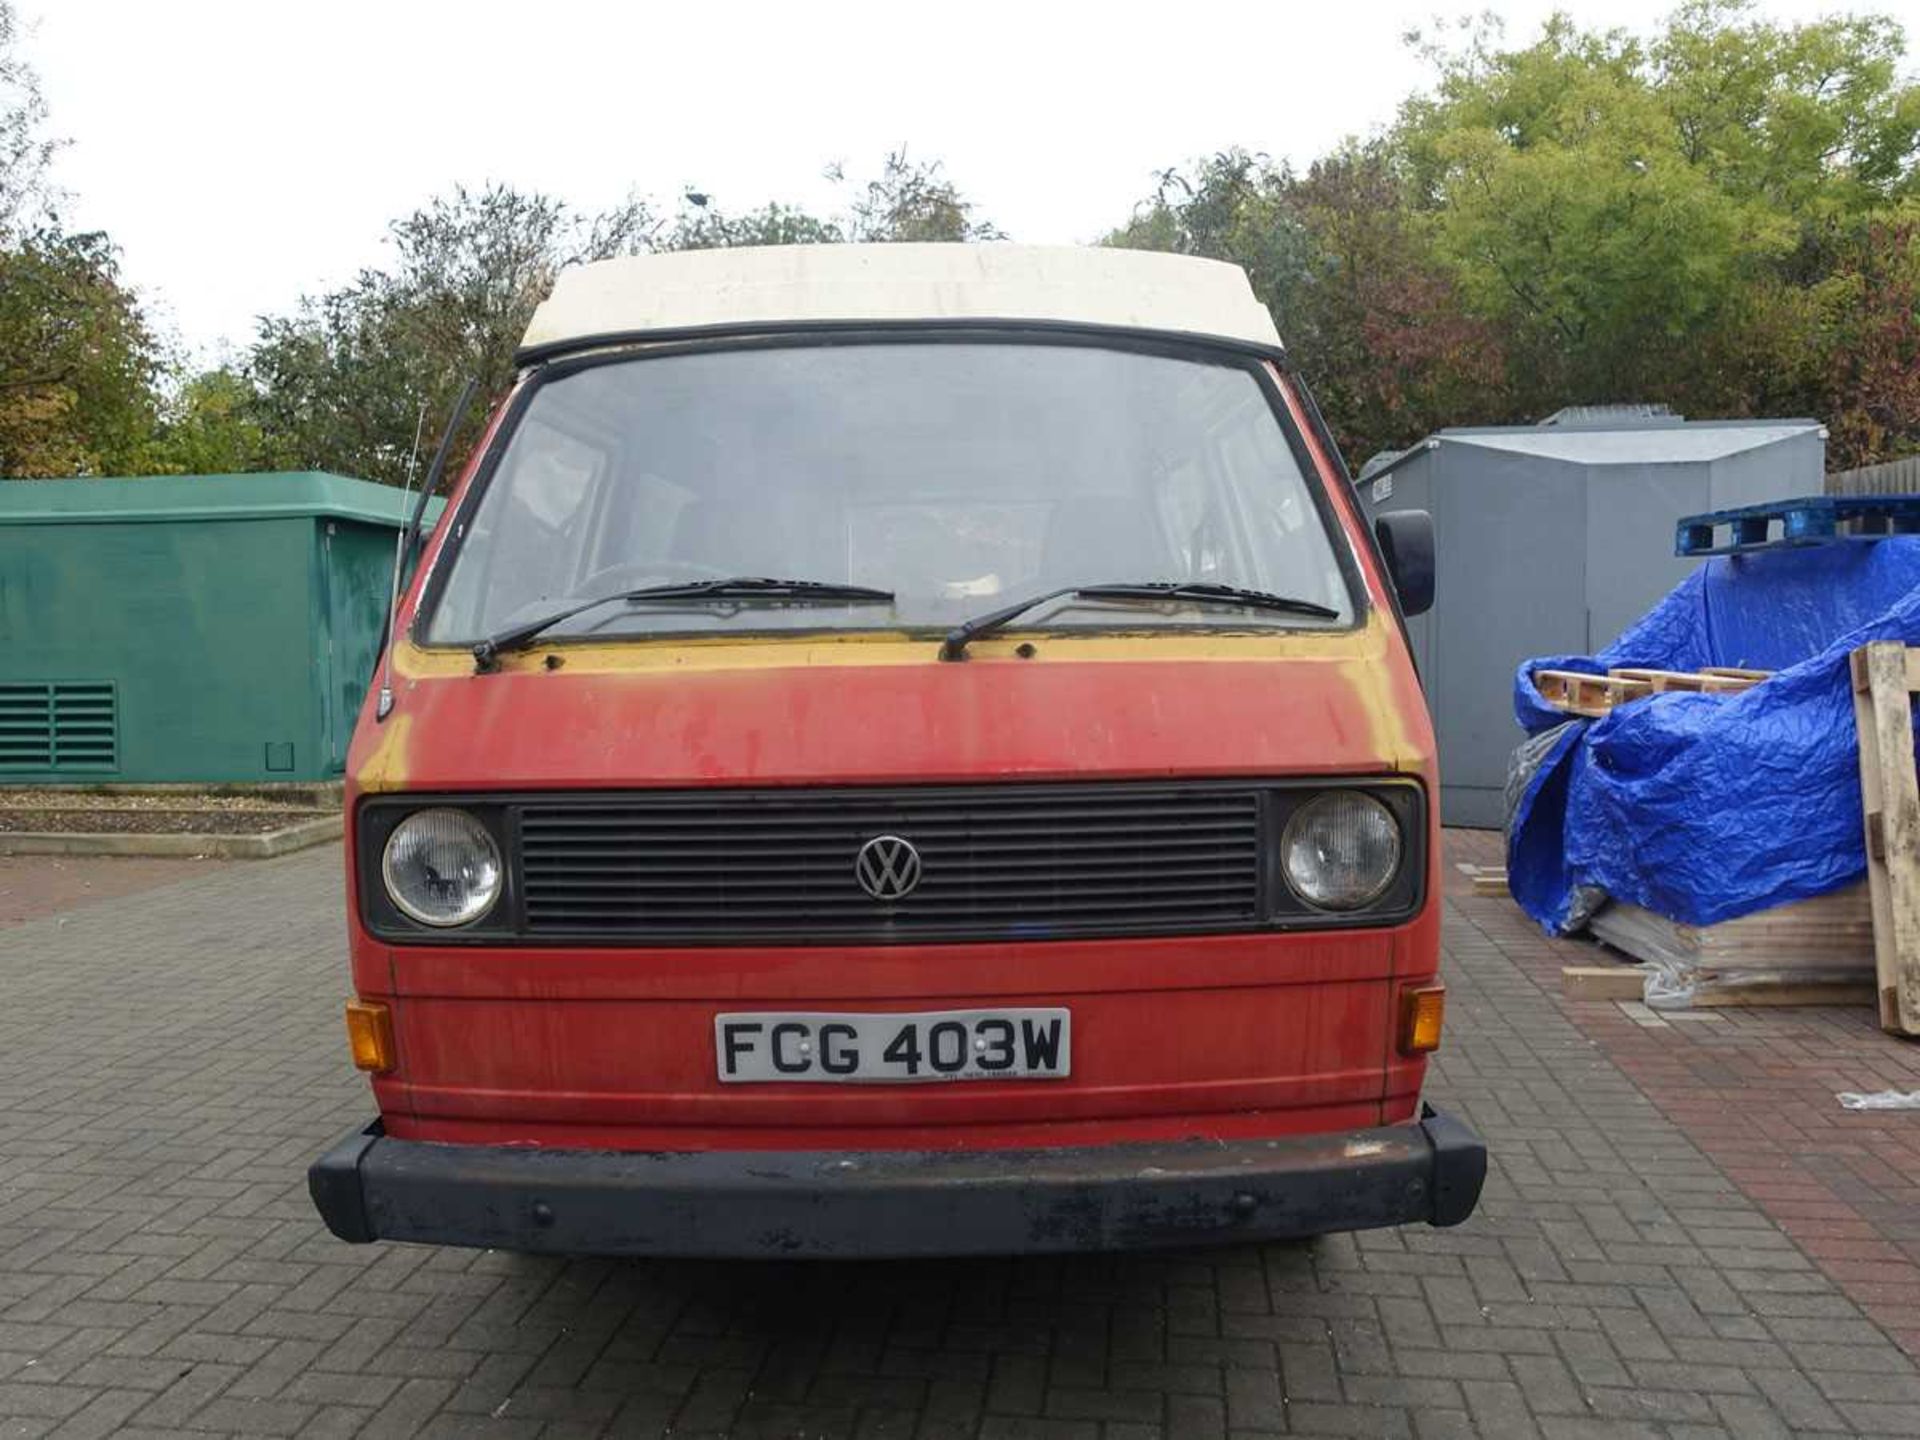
{"left": 471, "top": 577, "right": 896, "bottom": 672}
{"left": 939, "top": 581, "right": 1340, "bottom": 662}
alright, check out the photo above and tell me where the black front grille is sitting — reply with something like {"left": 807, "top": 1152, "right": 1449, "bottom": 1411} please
{"left": 515, "top": 784, "right": 1262, "bottom": 941}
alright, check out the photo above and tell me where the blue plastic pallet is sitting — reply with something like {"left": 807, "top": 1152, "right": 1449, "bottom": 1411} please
{"left": 1675, "top": 494, "right": 1920, "bottom": 557}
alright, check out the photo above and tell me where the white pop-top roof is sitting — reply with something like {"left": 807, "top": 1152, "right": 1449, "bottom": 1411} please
{"left": 519, "top": 243, "right": 1282, "bottom": 358}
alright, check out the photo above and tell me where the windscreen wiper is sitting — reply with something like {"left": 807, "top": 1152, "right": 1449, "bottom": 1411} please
{"left": 471, "top": 577, "right": 896, "bottom": 672}
{"left": 939, "top": 581, "right": 1340, "bottom": 662}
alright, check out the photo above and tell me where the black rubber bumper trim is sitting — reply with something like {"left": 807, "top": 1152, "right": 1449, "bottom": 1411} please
{"left": 307, "top": 1109, "right": 1487, "bottom": 1258}
{"left": 1420, "top": 1103, "right": 1489, "bottom": 1228}
{"left": 307, "top": 1121, "right": 382, "bottom": 1244}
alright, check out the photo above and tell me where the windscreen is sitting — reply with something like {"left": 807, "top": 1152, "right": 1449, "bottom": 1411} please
{"left": 425, "top": 341, "right": 1356, "bottom": 644}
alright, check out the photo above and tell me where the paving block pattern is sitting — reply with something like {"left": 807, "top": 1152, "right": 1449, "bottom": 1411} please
{"left": 1449, "top": 829, "right": 1920, "bottom": 1366}
{"left": 1, "top": 842, "right": 1917, "bottom": 1437}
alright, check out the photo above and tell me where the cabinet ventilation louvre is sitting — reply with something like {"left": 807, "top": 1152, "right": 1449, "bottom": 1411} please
{"left": 0, "top": 682, "right": 118, "bottom": 772}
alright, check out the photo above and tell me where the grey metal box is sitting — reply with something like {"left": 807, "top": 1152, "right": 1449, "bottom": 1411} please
{"left": 1360, "top": 418, "right": 1825, "bottom": 828}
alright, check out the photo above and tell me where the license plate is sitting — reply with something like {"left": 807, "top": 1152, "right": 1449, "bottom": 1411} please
{"left": 714, "top": 1008, "right": 1071, "bottom": 1084}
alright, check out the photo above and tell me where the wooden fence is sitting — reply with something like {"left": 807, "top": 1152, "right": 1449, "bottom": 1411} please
{"left": 1829, "top": 455, "right": 1920, "bottom": 497}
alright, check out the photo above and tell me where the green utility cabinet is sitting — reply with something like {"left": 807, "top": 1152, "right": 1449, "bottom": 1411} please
{"left": 0, "top": 472, "right": 419, "bottom": 783}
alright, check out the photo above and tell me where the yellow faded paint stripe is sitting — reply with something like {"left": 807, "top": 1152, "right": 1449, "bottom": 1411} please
{"left": 355, "top": 712, "right": 414, "bottom": 794}
{"left": 1352, "top": 643, "right": 1425, "bottom": 773}
{"left": 390, "top": 619, "right": 1395, "bottom": 679}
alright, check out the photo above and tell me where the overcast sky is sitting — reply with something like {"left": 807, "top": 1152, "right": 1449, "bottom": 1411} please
{"left": 23, "top": 0, "right": 1890, "bottom": 363}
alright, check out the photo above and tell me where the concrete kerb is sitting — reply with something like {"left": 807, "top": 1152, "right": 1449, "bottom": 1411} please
{"left": 0, "top": 812, "right": 342, "bottom": 859}
{"left": 1, "top": 780, "right": 345, "bottom": 804}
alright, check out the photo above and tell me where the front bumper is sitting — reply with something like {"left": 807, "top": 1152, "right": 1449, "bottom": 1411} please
{"left": 308, "top": 1107, "right": 1485, "bottom": 1258}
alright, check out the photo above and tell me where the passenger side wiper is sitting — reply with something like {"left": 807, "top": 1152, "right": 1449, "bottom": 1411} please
{"left": 471, "top": 577, "right": 897, "bottom": 672}
{"left": 939, "top": 581, "right": 1340, "bottom": 662}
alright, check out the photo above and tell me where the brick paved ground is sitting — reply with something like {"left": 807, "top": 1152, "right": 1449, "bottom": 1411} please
{"left": 0, "top": 856, "right": 225, "bottom": 928}
{"left": 1450, "top": 830, "right": 1920, "bottom": 1364}
{"left": 3, "top": 841, "right": 1919, "bottom": 1438}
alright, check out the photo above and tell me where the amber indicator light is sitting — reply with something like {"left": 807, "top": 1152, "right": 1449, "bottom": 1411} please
{"left": 345, "top": 1000, "right": 396, "bottom": 1074}
{"left": 1400, "top": 985, "right": 1446, "bottom": 1055}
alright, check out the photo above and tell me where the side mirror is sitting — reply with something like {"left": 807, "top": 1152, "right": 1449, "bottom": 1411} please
{"left": 1374, "top": 510, "right": 1435, "bottom": 617}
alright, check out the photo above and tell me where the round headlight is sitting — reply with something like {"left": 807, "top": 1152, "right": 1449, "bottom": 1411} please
{"left": 381, "top": 808, "right": 502, "bottom": 927}
{"left": 1282, "top": 792, "right": 1402, "bottom": 910}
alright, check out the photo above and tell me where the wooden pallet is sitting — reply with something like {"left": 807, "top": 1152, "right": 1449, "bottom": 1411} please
{"left": 1533, "top": 670, "right": 1652, "bottom": 717}
{"left": 1533, "top": 666, "right": 1771, "bottom": 718}
{"left": 1609, "top": 667, "right": 1769, "bottom": 695}
{"left": 1849, "top": 642, "right": 1920, "bottom": 1035}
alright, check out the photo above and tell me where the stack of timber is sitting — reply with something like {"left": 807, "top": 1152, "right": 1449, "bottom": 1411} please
{"left": 1584, "top": 884, "right": 1877, "bottom": 1007}
{"left": 1453, "top": 862, "right": 1509, "bottom": 897}
{"left": 1560, "top": 960, "right": 1647, "bottom": 1002}
{"left": 1533, "top": 666, "right": 1770, "bottom": 719}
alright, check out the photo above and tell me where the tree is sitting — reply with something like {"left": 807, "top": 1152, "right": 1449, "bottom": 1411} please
{"left": 1114, "top": 6, "right": 1919, "bottom": 471}
{"left": 1104, "top": 148, "right": 1503, "bottom": 460}
{"left": 660, "top": 149, "right": 1003, "bottom": 250}
{"left": 135, "top": 367, "right": 268, "bottom": 476}
{"left": 1396, "top": 15, "right": 1774, "bottom": 414}
{"left": 1284, "top": 148, "right": 1508, "bottom": 456}
{"left": 1105, "top": 149, "right": 1313, "bottom": 321}
{"left": 247, "top": 185, "right": 655, "bottom": 485}
{"left": 0, "top": 227, "right": 158, "bottom": 476}
{"left": 1393, "top": 2, "right": 1919, "bottom": 423}
{"left": 838, "top": 149, "right": 1004, "bottom": 242}
{"left": 245, "top": 155, "right": 1004, "bottom": 485}
{"left": 0, "top": 0, "right": 54, "bottom": 234}
{"left": 1653, "top": 0, "right": 1920, "bottom": 212}
{"left": 1815, "top": 221, "right": 1920, "bottom": 468}
{"left": 659, "top": 196, "right": 840, "bottom": 251}
{"left": 0, "top": 3, "right": 162, "bottom": 477}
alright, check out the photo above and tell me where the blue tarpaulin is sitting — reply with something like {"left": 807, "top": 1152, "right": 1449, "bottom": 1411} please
{"left": 1508, "top": 537, "right": 1920, "bottom": 933}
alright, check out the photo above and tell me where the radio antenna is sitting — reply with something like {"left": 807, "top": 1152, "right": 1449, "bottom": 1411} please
{"left": 374, "top": 401, "right": 431, "bottom": 721}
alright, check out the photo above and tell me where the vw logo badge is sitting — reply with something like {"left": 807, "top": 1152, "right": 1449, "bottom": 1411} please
{"left": 855, "top": 835, "right": 922, "bottom": 901}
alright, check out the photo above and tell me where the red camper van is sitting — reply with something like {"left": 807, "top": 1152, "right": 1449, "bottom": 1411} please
{"left": 307, "top": 244, "right": 1484, "bottom": 1256}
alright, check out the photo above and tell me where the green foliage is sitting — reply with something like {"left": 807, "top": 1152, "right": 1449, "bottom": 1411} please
{"left": 0, "top": 227, "right": 159, "bottom": 476}
{"left": 1118, "top": 3, "right": 1920, "bottom": 470}
{"left": 239, "top": 153, "right": 1006, "bottom": 487}
{"left": 0, "top": 0, "right": 54, "bottom": 235}
{"left": 134, "top": 368, "right": 268, "bottom": 476}
{"left": 245, "top": 185, "right": 654, "bottom": 485}
{"left": 1654, "top": 1, "right": 1920, "bottom": 210}
{"left": 4, "top": 1, "right": 1918, "bottom": 485}
{"left": 838, "top": 149, "right": 1005, "bottom": 242}
{"left": 659, "top": 198, "right": 841, "bottom": 251}
{"left": 0, "top": 3, "right": 163, "bottom": 478}
{"left": 1106, "top": 150, "right": 1314, "bottom": 320}
{"left": 660, "top": 149, "right": 1003, "bottom": 250}
{"left": 1400, "top": 0, "right": 1917, "bottom": 441}
{"left": 1286, "top": 148, "right": 1511, "bottom": 452}
{"left": 1105, "top": 147, "right": 1507, "bottom": 459}
{"left": 1815, "top": 220, "right": 1920, "bottom": 465}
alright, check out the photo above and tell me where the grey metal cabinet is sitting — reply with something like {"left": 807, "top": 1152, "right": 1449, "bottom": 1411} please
{"left": 1360, "top": 415, "right": 1825, "bottom": 828}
